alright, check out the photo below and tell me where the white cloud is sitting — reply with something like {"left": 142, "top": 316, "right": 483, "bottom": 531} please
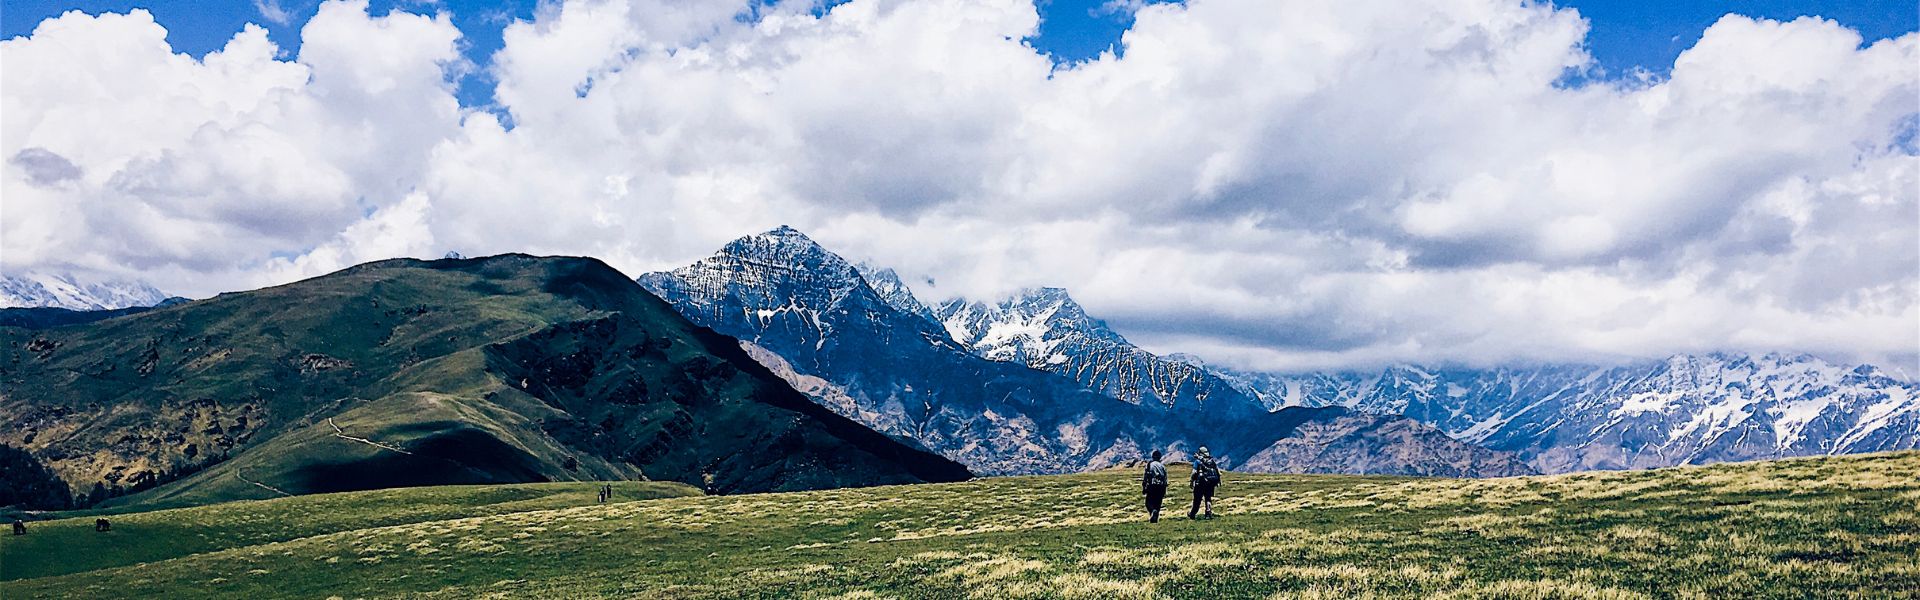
{"left": 1, "top": 1, "right": 462, "bottom": 280}
{"left": 1096, "top": 1, "right": 1148, "bottom": 18}
{"left": 254, "top": 0, "right": 296, "bottom": 26}
{"left": 1, "top": 0, "right": 1914, "bottom": 374}
{"left": 258, "top": 192, "right": 438, "bottom": 283}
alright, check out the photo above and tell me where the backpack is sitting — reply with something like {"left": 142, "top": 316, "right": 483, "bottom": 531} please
{"left": 1144, "top": 462, "right": 1168, "bottom": 486}
{"left": 1196, "top": 457, "right": 1221, "bottom": 485}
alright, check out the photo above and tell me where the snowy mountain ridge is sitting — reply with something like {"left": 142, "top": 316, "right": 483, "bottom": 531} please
{"left": 0, "top": 272, "right": 168, "bottom": 310}
{"left": 1194, "top": 352, "right": 1920, "bottom": 473}
{"left": 937, "top": 290, "right": 1918, "bottom": 474}
{"left": 640, "top": 227, "right": 1535, "bottom": 478}
{"left": 934, "top": 287, "right": 1245, "bottom": 413}
{"left": 642, "top": 225, "right": 1915, "bottom": 476}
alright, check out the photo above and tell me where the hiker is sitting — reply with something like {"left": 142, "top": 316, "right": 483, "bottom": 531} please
{"left": 1189, "top": 446, "right": 1221, "bottom": 520}
{"left": 11, "top": 518, "right": 24, "bottom": 536}
{"left": 1142, "top": 450, "right": 1169, "bottom": 523}
{"left": 94, "top": 518, "right": 111, "bottom": 532}
{"left": 597, "top": 486, "right": 606, "bottom": 503}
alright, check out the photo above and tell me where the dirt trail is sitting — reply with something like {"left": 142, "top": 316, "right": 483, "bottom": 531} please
{"left": 234, "top": 470, "right": 292, "bottom": 497}
{"left": 327, "top": 418, "right": 414, "bottom": 455}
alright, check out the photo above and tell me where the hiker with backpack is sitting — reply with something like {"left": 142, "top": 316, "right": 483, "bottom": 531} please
{"left": 1142, "top": 450, "right": 1169, "bottom": 523}
{"left": 1189, "top": 446, "right": 1221, "bottom": 519}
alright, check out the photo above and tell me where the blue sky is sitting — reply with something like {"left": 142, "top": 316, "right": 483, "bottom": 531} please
{"left": 5, "top": 0, "right": 1915, "bottom": 108}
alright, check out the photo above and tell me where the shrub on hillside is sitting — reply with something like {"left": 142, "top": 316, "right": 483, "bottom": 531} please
{"left": 0, "top": 444, "right": 72, "bottom": 510}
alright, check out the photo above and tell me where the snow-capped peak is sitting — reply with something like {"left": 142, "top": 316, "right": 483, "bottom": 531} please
{"left": 852, "top": 262, "right": 938, "bottom": 324}
{"left": 936, "top": 286, "right": 1125, "bottom": 351}
{"left": 0, "top": 272, "right": 168, "bottom": 310}
{"left": 718, "top": 225, "right": 845, "bottom": 269}
{"left": 1207, "top": 352, "right": 1920, "bottom": 473}
{"left": 639, "top": 226, "right": 952, "bottom": 353}
{"left": 934, "top": 286, "right": 1260, "bottom": 412}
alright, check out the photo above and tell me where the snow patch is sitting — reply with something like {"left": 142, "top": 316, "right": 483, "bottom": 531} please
{"left": 1613, "top": 391, "right": 1680, "bottom": 417}
{"left": 1838, "top": 387, "right": 1917, "bottom": 450}
{"left": 1771, "top": 395, "right": 1838, "bottom": 449}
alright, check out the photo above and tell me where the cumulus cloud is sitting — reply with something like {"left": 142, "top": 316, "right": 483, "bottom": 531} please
{"left": 2, "top": 1, "right": 461, "bottom": 282}
{"left": 1, "top": 0, "right": 1914, "bottom": 373}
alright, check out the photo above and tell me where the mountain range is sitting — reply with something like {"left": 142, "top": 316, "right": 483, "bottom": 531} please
{"left": 1195, "top": 355, "right": 1920, "bottom": 473}
{"left": 9, "top": 225, "right": 1910, "bottom": 511}
{"left": 914, "top": 278, "right": 1920, "bottom": 475}
{"left": 0, "top": 273, "right": 168, "bottom": 310}
{"left": 639, "top": 227, "right": 1534, "bottom": 478}
{"left": 0, "top": 255, "right": 968, "bottom": 510}
{"left": 643, "top": 226, "right": 1917, "bottom": 477}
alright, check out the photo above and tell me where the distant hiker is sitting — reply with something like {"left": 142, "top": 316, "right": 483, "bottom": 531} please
{"left": 1142, "top": 450, "right": 1169, "bottom": 523}
{"left": 1189, "top": 446, "right": 1222, "bottom": 520}
{"left": 602, "top": 483, "right": 613, "bottom": 503}
{"left": 598, "top": 486, "right": 606, "bottom": 503}
{"left": 11, "top": 518, "right": 24, "bottom": 536}
{"left": 94, "top": 518, "right": 111, "bottom": 532}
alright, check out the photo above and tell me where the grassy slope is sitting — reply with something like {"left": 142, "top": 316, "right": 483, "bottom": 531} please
{"left": 1, "top": 255, "right": 967, "bottom": 508}
{"left": 5, "top": 452, "right": 1918, "bottom": 599}
{"left": 0, "top": 481, "right": 700, "bottom": 580}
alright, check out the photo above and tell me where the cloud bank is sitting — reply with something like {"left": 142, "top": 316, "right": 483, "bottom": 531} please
{"left": 2, "top": 0, "right": 1915, "bottom": 372}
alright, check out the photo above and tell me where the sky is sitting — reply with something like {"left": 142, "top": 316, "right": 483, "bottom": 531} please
{"left": 2, "top": 0, "right": 1917, "bottom": 373}
{"left": 10, "top": 0, "right": 1916, "bottom": 106}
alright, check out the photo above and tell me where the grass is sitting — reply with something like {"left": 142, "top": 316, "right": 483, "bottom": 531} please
{"left": 0, "top": 481, "right": 699, "bottom": 581}
{"left": 4, "top": 452, "right": 1917, "bottom": 599}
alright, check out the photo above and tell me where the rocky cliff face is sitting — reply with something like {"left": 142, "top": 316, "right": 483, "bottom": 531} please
{"left": 641, "top": 227, "right": 1533, "bottom": 478}
{"left": 1237, "top": 407, "right": 1536, "bottom": 477}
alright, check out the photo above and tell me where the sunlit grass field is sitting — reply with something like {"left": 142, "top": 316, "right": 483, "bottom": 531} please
{"left": 5, "top": 452, "right": 1917, "bottom": 599}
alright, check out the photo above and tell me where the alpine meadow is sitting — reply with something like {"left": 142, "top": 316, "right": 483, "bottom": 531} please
{"left": 5, "top": 454, "right": 1919, "bottom": 598}
{"left": 2, "top": 0, "right": 1917, "bottom": 598}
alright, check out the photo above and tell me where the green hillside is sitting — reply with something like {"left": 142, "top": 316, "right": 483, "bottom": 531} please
{"left": 0, "top": 254, "right": 968, "bottom": 510}
{"left": 0, "top": 481, "right": 700, "bottom": 580}
{"left": 5, "top": 452, "right": 1915, "bottom": 599}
